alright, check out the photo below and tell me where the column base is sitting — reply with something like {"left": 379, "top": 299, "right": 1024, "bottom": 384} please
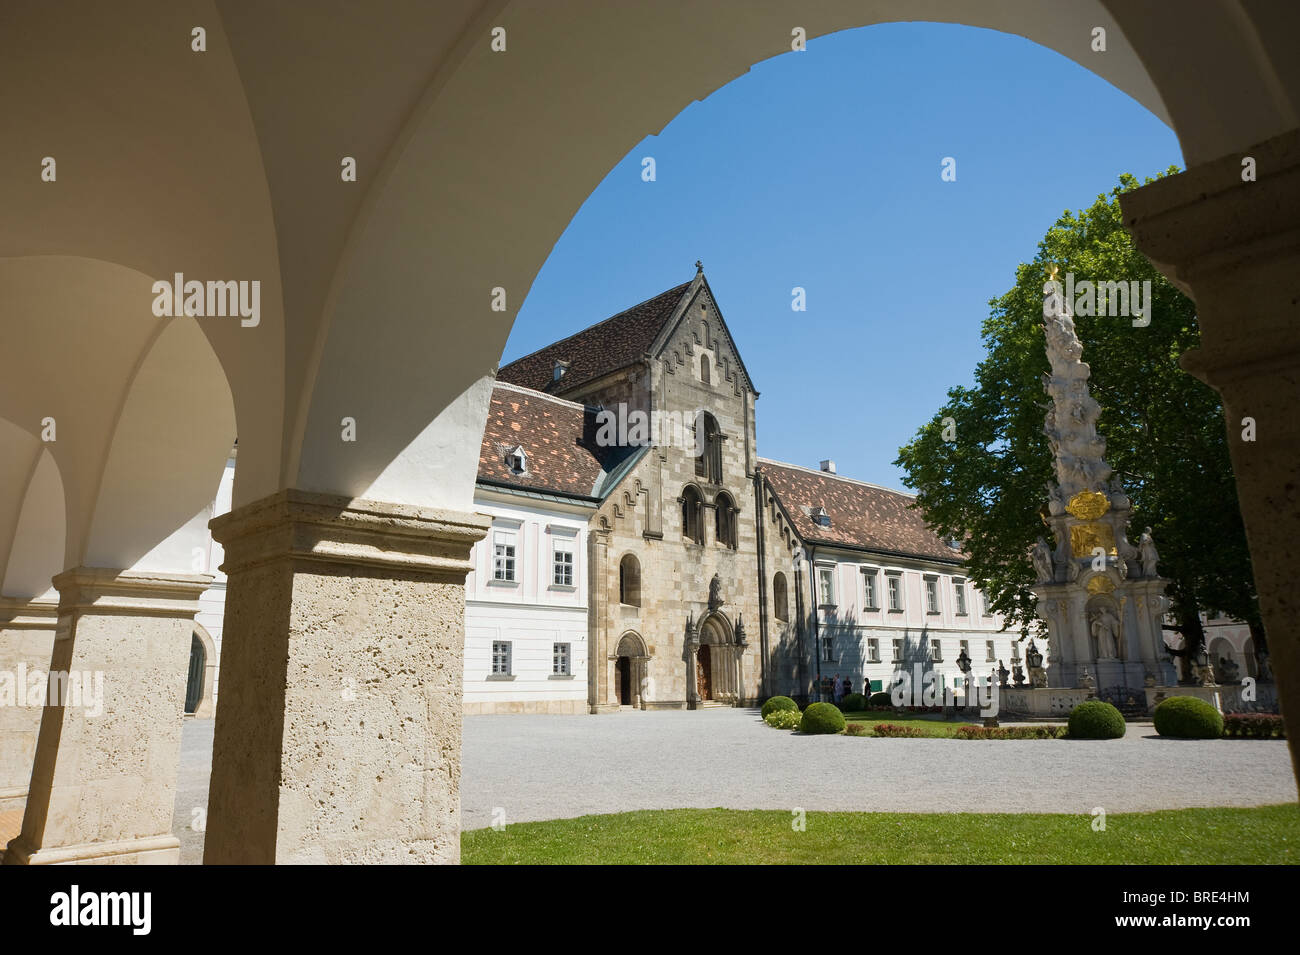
{"left": 5, "top": 833, "right": 180, "bottom": 866}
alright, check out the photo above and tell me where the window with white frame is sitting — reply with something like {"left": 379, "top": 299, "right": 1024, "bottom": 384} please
{"left": 891, "top": 638, "right": 902, "bottom": 661}
{"left": 861, "top": 569, "right": 878, "bottom": 609}
{"left": 552, "top": 538, "right": 575, "bottom": 587}
{"left": 867, "top": 638, "right": 880, "bottom": 662}
{"left": 887, "top": 573, "right": 903, "bottom": 612}
{"left": 817, "top": 566, "right": 835, "bottom": 607}
{"left": 981, "top": 590, "right": 994, "bottom": 616}
{"left": 820, "top": 635, "right": 834, "bottom": 662}
{"left": 492, "top": 529, "right": 517, "bottom": 582}
{"left": 930, "top": 638, "right": 943, "bottom": 662}
{"left": 491, "top": 641, "right": 512, "bottom": 675}
{"left": 986, "top": 639, "right": 996, "bottom": 662}
{"left": 954, "top": 578, "right": 967, "bottom": 615}
{"left": 553, "top": 642, "right": 570, "bottom": 675}
{"left": 925, "top": 577, "right": 940, "bottom": 614}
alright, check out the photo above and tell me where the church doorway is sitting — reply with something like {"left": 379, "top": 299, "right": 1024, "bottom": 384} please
{"left": 616, "top": 656, "right": 632, "bottom": 705}
{"left": 697, "top": 644, "right": 713, "bottom": 701}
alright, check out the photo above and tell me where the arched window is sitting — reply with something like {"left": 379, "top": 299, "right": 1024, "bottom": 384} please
{"left": 681, "top": 485, "right": 704, "bottom": 545}
{"left": 619, "top": 553, "right": 641, "bottom": 607}
{"left": 773, "top": 572, "right": 788, "bottom": 622}
{"left": 694, "top": 412, "right": 723, "bottom": 484}
{"left": 715, "top": 491, "right": 737, "bottom": 549}
{"left": 700, "top": 354, "right": 711, "bottom": 385}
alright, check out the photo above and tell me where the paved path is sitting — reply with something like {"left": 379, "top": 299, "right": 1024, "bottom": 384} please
{"left": 173, "top": 709, "right": 1297, "bottom": 861}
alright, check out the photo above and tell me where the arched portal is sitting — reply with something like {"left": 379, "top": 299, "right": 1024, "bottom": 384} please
{"left": 614, "top": 631, "right": 649, "bottom": 709}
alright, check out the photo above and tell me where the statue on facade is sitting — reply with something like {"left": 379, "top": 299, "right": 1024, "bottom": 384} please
{"left": 1138, "top": 528, "right": 1160, "bottom": 578}
{"left": 1031, "top": 537, "right": 1055, "bottom": 583}
{"left": 1089, "top": 605, "right": 1121, "bottom": 659}
{"left": 708, "top": 573, "right": 724, "bottom": 611}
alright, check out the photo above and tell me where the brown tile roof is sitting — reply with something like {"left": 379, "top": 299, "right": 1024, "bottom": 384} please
{"left": 496, "top": 281, "right": 692, "bottom": 394}
{"left": 760, "top": 459, "right": 963, "bottom": 563}
{"left": 478, "top": 384, "right": 632, "bottom": 499}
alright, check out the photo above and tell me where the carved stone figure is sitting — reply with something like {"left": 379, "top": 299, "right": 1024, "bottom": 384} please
{"left": 997, "top": 659, "right": 1010, "bottom": 688}
{"left": 708, "top": 573, "right": 724, "bottom": 611}
{"left": 1012, "top": 662, "right": 1026, "bottom": 687}
{"left": 1079, "top": 667, "right": 1096, "bottom": 692}
{"left": 1089, "top": 605, "right": 1120, "bottom": 659}
{"left": 1031, "top": 537, "right": 1055, "bottom": 584}
{"left": 956, "top": 647, "right": 972, "bottom": 675}
{"left": 1138, "top": 528, "right": 1160, "bottom": 578}
{"left": 1216, "top": 655, "right": 1240, "bottom": 685}
{"left": 1025, "top": 640, "right": 1043, "bottom": 670}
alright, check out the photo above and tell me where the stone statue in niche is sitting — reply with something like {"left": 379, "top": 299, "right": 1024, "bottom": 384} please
{"left": 1089, "top": 605, "right": 1121, "bottom": 659}
{"left": 1031, "top": 537, "right": 1055, "bottom": 583}
{"left": 1138, "top": 528, "right": 1160, "bottom": 578}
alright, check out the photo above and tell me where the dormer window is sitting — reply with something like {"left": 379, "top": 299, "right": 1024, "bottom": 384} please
{"left": 553, "top": 360, "right": 570, "bottom": 382}
{"left": 506, "top": 445, "right": 527, "bottom": 473}
{"left": 811, "top": 506, "right": 831, "bottom": 528}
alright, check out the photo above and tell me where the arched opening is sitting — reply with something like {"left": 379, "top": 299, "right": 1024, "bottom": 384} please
{"left": 715, "top": 492, "right": 738, "bottom": 550}
{"left": 615, "top": 655, "right": 632, "bottom": 705}
{"left": 696, "top": 644, "right": 713, "bottom": 701}
{"left": 773, "top": 572, "right": 789, "bottom": 622}
{"left": 614, "top": 631, "right": 649, "bottom": 708}
{"left": 184, "top": 632, "right": 206, "bottom": 715}
{"left": 619, "top": 553, "right": 641, "bottom": 607}
{"left": 681, "top": 485, "right": 704, "bottom": 545}
{"left": 694, "top": 412, "right": 723, "bottom": 485}
{"left": 700, "top": 354, "right": 711, "bottom": 385}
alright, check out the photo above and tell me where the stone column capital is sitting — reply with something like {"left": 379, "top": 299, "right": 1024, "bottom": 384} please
{"left": 209, "top": 488, "right": 491, "bottom": 580}
{"left": 50, "top": 567, "right": 211, "bottom": 618}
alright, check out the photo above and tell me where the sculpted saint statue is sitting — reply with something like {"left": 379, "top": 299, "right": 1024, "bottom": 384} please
{"left": 1031, "top": 537, "right": 1055, "bottom": 583}
{"left": 1090, "top": 606, "right": 1120, "bottom": 659}
{"left": 1138, "top": 528, "right": 1160, "bottom": 578}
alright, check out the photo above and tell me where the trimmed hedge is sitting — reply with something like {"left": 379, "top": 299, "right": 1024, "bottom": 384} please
{"left": 764, "top": 708, "right": 802, "bottom": 730}
{"left": 839, "top": 692, "right": 867, "bottom": 712}
{"left": 868, "top": 691, "right": 894, "bottom": 707}
{"left": 1222, "top": 713, "right": 1286, "bottom": 739}
{"left": 1067, "top": 700, "right": 1127, "bottom": 740}
{"left": 761, "top": 695, "right": 799, "bottom": 719}
{"left": 954, "top": 724, "right": 1067, "bottom": 740}
{"left": 800, "top": 702, "right": 847, "bottom": 735}
{"left": 872, "top": 723, "right": 926, "bottom": 738}
{"left": 1153, "top": 696, "right": 1224, "bottom": 739}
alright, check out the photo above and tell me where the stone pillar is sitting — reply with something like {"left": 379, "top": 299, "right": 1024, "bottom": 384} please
{"left": 5, "top": 568, "right": 210, "bottom": 865}
{"left": 201, "top": 490, "right": 488, "bottom": 865}
{"left": 1123, "top": 129, "right": 1300, "bottom": 788}
{"left": 0, "top": 597, "right": 58, "bottom": 816}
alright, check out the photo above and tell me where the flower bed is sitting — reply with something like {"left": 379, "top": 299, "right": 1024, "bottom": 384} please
{"left": 953, "top": 724, "right": 1067, "bottom": 740}
{"left": 871, "top": 723, "right": 927, "bottom": 738}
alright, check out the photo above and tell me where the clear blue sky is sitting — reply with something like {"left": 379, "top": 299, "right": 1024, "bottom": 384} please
{"left": 502, "top": 22, "right": 1183, "bottom": 489}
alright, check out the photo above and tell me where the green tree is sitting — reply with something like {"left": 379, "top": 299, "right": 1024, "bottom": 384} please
{"left": 894, "top": 172, "right": 1264, "bottom": 673}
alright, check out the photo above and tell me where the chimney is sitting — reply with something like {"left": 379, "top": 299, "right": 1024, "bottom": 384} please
{"left": 819, "top": 459, "right": 836, "bottom": 474}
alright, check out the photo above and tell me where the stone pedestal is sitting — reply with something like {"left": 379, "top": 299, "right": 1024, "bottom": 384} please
{"left": 4, "top": 569, "right": 210, "bottom": 865}
{"left": 0, "top": 597, "right": 58, "bottom": 815}
{"left": 1122, "top": 127, "right": 1300, "bottom": 789}
{"left": 201, "top": 489, "right": 488, "bottom": 865}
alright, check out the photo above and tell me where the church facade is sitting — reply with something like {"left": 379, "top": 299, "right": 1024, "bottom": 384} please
{"left": 463, "top": 266, "right": 1018, "bottom": 713}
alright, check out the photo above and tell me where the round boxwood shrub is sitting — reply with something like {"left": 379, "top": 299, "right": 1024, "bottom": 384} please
{"left": 839, "top": 692, "right": 867, "bottom": 712}
{"left": 868, "top": 691, "right": 893, "bottom": 708}
{"left": 761, "top": 695, "right": 799, "bottom": 720}
{"left": 800, "top": 701, "right": 847, "bottom": 735}
{"left": 1153, "top": 696, "right": 1224, "bottom": 739}
{"left": 1067, "top": 700, "right": 1127, "bottom": 739}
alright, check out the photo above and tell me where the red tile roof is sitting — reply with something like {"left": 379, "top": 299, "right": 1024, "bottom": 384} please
{"left": 478, "top": 384, "right": 629, "bottom": 499}
{"left": 760, "top": 459, "right": 963, "bottom": 563}
{"left": 496, "top": 281, "right": 692, "bottom": 394}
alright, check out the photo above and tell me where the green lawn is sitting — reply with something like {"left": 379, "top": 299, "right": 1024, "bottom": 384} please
{"left": 838, "top": 712, "right": 981, "bottom": 737}
{"left": 462, "top": 804, "right": 1299, "bottom": 864}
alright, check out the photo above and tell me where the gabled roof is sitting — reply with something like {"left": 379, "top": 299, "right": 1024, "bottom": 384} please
{"left": 759, "top": 458, "right": 963, "bottom": 563}
{"left": 477, "top": 382, "right": 639, "bottom": 500}
{"left": 496, "top": 281, "right": 692, "bottom": 395}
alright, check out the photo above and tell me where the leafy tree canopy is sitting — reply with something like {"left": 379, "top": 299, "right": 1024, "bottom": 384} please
{"left": 894, "top": 171, "right": 1260, "bottom": 654}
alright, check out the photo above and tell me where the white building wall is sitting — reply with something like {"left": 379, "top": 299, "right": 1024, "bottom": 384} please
{"left": 463, "top": 492, "right": 591, "bottom": 714}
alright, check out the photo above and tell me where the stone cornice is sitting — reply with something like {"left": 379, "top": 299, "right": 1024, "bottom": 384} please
{"left": 51, "top": 568, "right": 212, "bottom": 618}
{"left": 209, "top": 488, "right": 491, "bottom": 580}
{"left": 0, "top": 595, "right": 60, "bottom": 629}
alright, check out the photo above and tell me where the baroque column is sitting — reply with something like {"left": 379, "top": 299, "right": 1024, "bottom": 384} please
{"left": 5, "top": 568, "right": 210, "bottom": 865}
{"left": 0, "top": 596, "right": 58, "bottom": 816}
{"left": 1122, "top": 128, "right": 1300, "bottom": 788}
{"left": 201, "top": 490, "right": 488, "bottom": 865}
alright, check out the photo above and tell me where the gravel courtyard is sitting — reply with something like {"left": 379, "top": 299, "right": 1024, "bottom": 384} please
{"left": 172, "top": 708, "right": 1296, "bottom": 862}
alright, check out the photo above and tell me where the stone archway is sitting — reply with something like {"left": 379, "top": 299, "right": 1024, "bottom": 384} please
{"left": 694, "top": 613, "right": 742, "bottom": 706}
{"left": 186, "top": 624, "right": 218, "bottom": 719}
{"left": 613, "top": 631, "right": 649, "bottom": 709}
